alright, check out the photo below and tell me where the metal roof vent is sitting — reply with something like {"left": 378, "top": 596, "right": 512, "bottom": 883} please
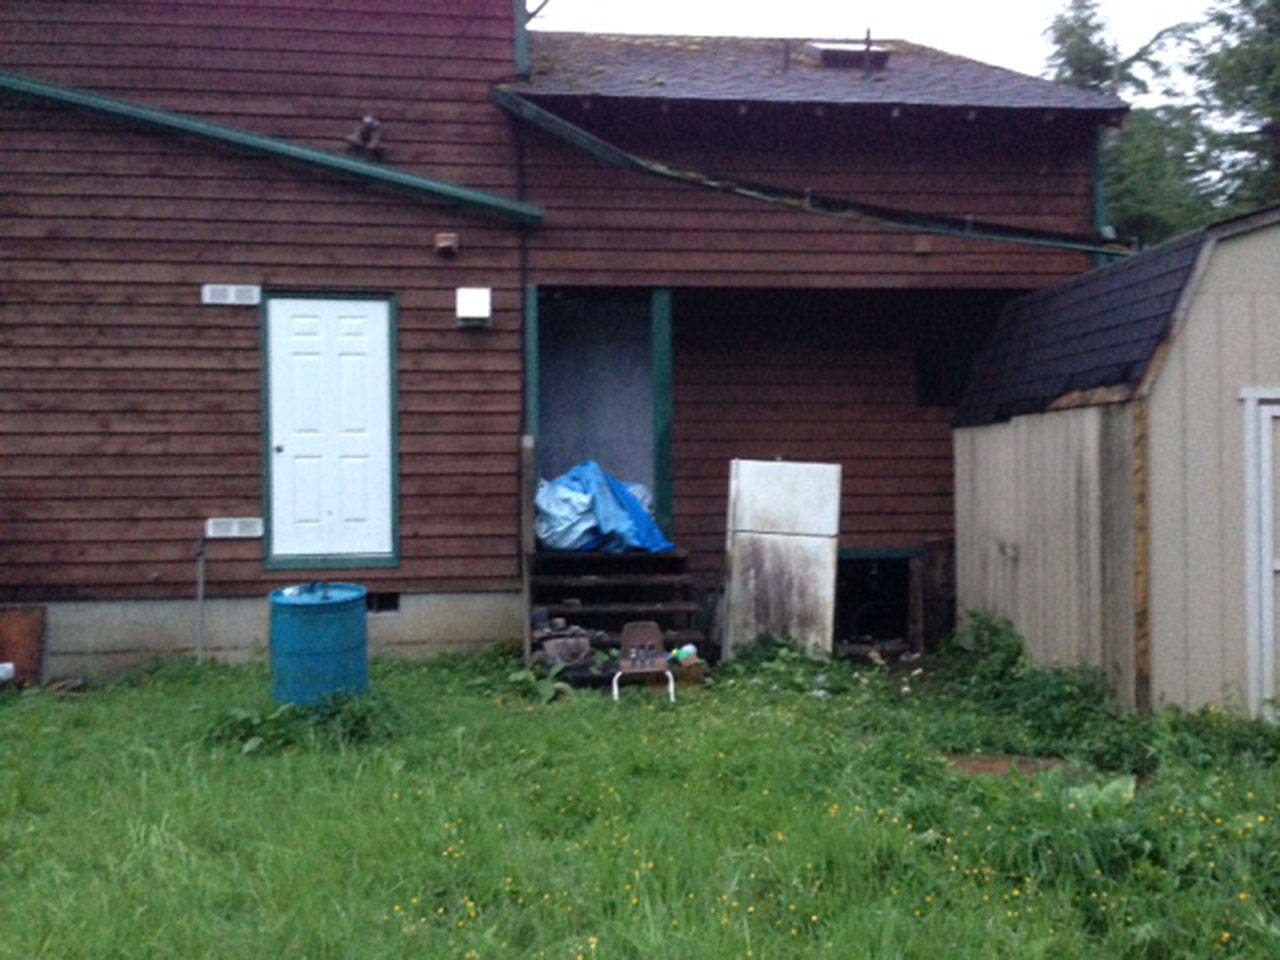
{"left": 807, "top": 35, "right": 889, "bottom": 71}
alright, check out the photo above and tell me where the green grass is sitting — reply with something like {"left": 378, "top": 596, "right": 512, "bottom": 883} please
{"left": 3, "top": 630, "right": 1280, "bottom": 959}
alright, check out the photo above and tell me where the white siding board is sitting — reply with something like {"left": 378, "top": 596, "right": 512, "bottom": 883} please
{"left": 1218, "top": 291, "right": 1252, "bottom": 707}
{"left": 955, "top": 406, "right": 1125, "bottom": 685}
{"left": 1147, "top": 322, "right": 1189, "bottom": 708}
{"left": 1099, "top": 405, "right": 1135, "bottom": 706}
{"left": 1182, "top": 283, "right": 1225, "bottom": 707}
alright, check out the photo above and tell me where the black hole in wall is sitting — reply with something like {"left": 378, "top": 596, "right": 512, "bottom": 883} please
{"left": 366, "top": 592, "right": 400, "bottom": 613}
{"left": 834, "top": 559, "right": 909, "bottom": 642}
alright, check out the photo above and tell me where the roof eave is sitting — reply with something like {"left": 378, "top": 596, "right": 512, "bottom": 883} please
{"left": 517, "top": 89, "right": 1127, "bottom": 118}
{"left": 0, "top": 69, "right": 544, "bottom": 227}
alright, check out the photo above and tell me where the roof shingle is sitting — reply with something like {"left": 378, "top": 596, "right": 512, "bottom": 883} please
{"left": 956, "top": 230, "right": 1206, "bottom": 427}
{"left": 517, "top": 31, "right": 1127, "bottom": 113}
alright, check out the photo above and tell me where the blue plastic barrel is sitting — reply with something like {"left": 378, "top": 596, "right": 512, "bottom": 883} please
{"left": 269, "top": 583, "right": 369, "bottom": 705}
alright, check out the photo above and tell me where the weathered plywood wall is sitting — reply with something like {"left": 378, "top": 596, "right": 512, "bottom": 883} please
{"left": 954, "top": 404, "right": 1136, "bottom": 703}
{"left": 1145, "top": 228, "right": 1280, "bottom": 711}
{"left": 0, "top": 1, "right": 525, "bottom": 602}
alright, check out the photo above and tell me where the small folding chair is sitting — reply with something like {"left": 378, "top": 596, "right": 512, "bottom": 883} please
{"left": 611, "top": 620, "right": 675, "bottom": 702}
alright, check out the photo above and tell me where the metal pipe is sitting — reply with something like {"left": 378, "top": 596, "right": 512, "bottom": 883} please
{"left": 194, "top": 534, "right": 207, "bottom": 664}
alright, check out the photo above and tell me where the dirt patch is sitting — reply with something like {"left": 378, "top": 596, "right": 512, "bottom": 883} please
{"left": 947, "top": 754, "right": 1070, "bottom": 777}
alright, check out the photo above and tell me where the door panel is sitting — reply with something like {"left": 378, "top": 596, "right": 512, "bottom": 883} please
{"left": 267, "top": 297, "right": 393, "bottom": 561}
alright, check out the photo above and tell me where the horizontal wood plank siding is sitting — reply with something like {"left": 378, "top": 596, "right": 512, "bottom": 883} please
{"left": 0, "top": 1, "right": 525, "bottom": 601}
{"left": 671, "top": 292, "right": 999, "bottom": 584}
{"left": 520, "top": 101, "right": 1096, "bottom": 289}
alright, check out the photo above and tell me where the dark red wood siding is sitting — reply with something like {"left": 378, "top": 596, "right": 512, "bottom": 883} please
{"left": 0, "top": 4, "right": 1107, "bottom": 607}
{"left": 519, "top": 100, "right": 1098, "bottom": 289}
{"left": 0, "top": 1, "right": 527, "bottom": 601}
{"left": 671, "top": 291, "right": 1006, "bottom": 585}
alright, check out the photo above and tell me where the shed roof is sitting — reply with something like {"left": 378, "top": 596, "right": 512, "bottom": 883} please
{"left": 956, "top": 207, "right": 1280, "bottom": 428}
{"left": 517, "top": 32, "right": 1127, "bottom": 114}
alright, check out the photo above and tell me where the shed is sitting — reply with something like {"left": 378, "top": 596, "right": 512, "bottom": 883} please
{"left": 955, "top": 206, "right": 1280, "bottom": 715}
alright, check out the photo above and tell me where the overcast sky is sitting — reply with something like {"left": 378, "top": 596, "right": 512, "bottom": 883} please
{"left": 531, "top": 0, "right": 1213, "bottom": 83}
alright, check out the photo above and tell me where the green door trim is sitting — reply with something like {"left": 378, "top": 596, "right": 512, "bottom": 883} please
{"left": 524, "top": 286, "right": 673, "bottom": 535}
{"left": 260, "top": 290, "right": 401, "bottom": 571}
{"left": 651, "top": 289, "right": 674, "bottom": 534}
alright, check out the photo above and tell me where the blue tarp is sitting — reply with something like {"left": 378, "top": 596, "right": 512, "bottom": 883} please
{"left": 535, "top": 460, "right": 674, "bottom": 553}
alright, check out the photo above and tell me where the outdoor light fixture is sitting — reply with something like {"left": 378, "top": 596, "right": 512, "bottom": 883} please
{"left": 455, "top": 287, "right": 492, "bottom": 328}
{"left": 344, "top": 115, "right": 385, "bottom": 160}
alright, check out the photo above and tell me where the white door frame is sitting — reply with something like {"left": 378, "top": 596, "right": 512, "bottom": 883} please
{"left": 1241, "top": 387, "right": 1280, "bottom": 717}
{"left": 264, "top": 293, "right": 398, "bottom": 569}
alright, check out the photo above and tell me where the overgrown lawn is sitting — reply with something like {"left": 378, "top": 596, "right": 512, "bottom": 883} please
{"left": 3, "top": 624, "right": 1279, "bottom": 958}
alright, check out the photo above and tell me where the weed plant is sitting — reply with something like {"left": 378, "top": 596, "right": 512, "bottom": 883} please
{"left": 2, "top": 632, "right": 1279, "bottom": 958}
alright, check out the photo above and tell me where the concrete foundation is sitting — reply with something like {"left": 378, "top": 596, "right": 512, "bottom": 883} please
{"left": 41, "top": 591, "right": 524, "bottom": 681}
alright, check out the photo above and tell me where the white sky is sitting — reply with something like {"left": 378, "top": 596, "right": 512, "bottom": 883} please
{"left": 531, "top": 0, "right": 1212, "bottom": 84}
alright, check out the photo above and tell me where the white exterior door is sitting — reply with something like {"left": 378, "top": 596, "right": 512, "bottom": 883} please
{"left": 267, "top": 297, "right": 394, "bottom": 563}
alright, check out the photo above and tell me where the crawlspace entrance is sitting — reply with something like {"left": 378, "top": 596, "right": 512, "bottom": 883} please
{"left": 835, "top": 556, "right": 911, "bottom": 644}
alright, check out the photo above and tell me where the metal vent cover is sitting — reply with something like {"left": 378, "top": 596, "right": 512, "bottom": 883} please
{"left": 204, "top": 517, "right": 264, "bottom": 539}
{"left": 201, "top": 284, "right": 262, "bottom": 306}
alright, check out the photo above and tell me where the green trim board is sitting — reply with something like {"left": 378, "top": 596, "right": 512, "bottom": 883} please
{"left": 650, "top": 289, "right": 674, "bottom": 534}
{"left": 260, "top": 291, "right": 401, "bottom": 572}
{"left": 512, "top": 0, "right": 531, "bottom": 77}
{"left": 0, "top": 69, "right": 543, "bottom": 226}
{"left": 839, "top": 548, "right": 926, "bottom": 561}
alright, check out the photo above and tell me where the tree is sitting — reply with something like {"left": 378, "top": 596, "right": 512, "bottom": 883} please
{"left": 1103, "top": 106, "right": 1225, "bottom": 240}
{"left": 1046, "top": 1, "right": 1218, "bottom": 245}
{"left": 1197, "top": 0, "right": 1280, "bottom": 208}
{"left": 1048, "top": 0, "right": 1193, "bottom": 97}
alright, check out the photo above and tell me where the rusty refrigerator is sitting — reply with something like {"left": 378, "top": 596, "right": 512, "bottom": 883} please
{"left": 722, "top": 459, "right": 841, "bottom": 657}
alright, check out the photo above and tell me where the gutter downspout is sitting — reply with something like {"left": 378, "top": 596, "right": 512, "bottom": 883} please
{"left": 1091, "top": 126, "right": 1124, "bottom": 267}
{"left": 513, "top": 0, "right": 531, "bottom": 78}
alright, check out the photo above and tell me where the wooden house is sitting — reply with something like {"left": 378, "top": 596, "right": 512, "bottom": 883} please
{"left": 956, "top": 208, "right": 1280, "bottom": 716}
{"left": 0, "top": 1, "right": 1124, "bottom": 678}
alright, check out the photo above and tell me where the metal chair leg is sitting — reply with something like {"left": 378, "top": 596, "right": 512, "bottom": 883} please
{"left": 664, "top": 670, "right": 675, "bottom": 702}
{"left": 611, "top": 671, "right": 622, "bottom": 701}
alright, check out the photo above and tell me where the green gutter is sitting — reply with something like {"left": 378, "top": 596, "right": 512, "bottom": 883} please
{"left": 0, "top": 70, "right": 543, "bottom": 227}
{"left": 493, "top": 87, "right": 1129, "bottom": 256}
{"left": 1091, "top": 128, "right": 1124, "bottom": 265}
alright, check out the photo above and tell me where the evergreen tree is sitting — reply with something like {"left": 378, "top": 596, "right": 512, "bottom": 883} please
{"left": 1198, "top": 0, "right": 1280, "bottom": 207}
{"left": 1046, "top": 1, "right": 1217, "bottom": 245}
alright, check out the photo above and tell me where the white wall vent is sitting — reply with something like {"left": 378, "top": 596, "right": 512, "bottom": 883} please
{"left": 201, "top": 284, "right": 262, "bottom": 306}
{"left": 204, "top": 517, "right": 264, "bottom": 539}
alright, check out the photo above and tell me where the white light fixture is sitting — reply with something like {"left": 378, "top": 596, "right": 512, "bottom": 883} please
{"left": 456, "top": 286, "right": 493, "bottom": 328}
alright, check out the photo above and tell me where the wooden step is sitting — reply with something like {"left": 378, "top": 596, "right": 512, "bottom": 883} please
{"left": 532, "top": 573, "right": 693, "bottom": 589}
{"left": 541, "top": 601, "right": 700, "bottom": 618}
{"left": 533, "top": 549, "right": 688, "bottom": 573}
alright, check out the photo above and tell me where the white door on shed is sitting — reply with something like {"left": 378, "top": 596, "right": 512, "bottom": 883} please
{"left": 267, "top": 297, "right": 393, "bottom": 561}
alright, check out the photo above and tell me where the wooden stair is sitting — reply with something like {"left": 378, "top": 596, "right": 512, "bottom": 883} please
{"left": 530, "top": 548, "right": 706, "bottom": 653}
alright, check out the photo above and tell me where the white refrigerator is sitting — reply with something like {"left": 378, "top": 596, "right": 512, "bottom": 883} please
{"left": 722, "top": 459, "right": 842, "bottom": 658}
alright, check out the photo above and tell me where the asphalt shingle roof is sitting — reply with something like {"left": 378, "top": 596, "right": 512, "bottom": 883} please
{"left": 956, "top": 231, "right": 1207, "bottom": 427}
{"left": 517, "top": 31, "right": 1127, "bottom": 113}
